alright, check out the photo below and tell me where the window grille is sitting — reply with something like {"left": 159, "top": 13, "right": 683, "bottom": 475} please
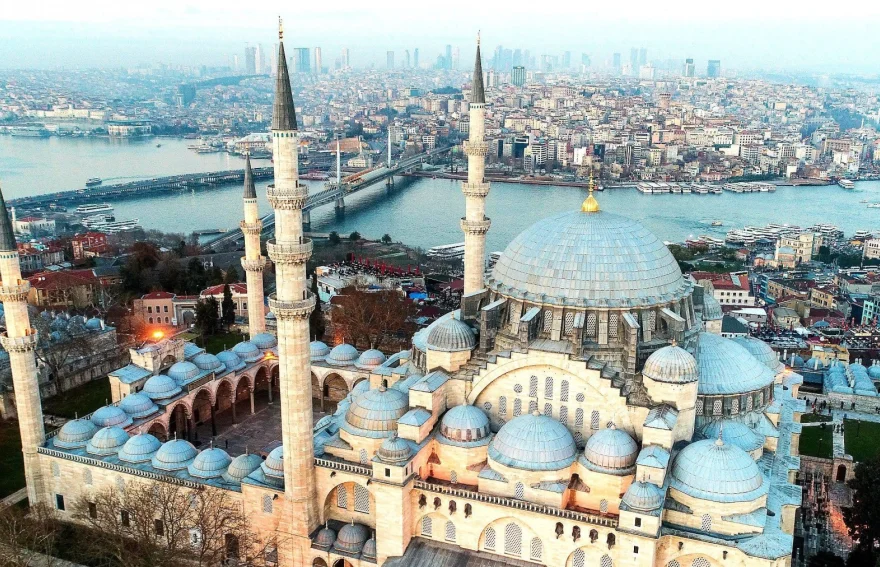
{"left": 696, "top": 398, "right": 705, "bottom": 414}
{"left": 544, "top": 403, "right": 553, "bottom": 417}
{"left": 591, "top": 410, "right": 600, "bottom": 430}
{"left": 354, "top": 484, "right": 370, "bottom": 513}
{"left": 484, "top": 527, "right": 496, "bottom": 551}
{"left": 262, "top": 494, "right": 273, "bottom": 513}
{"left": 450, "top": 471, "right": 458, "bottom": 484}
{"left": 543, "top": 310, "right": 553, "bottom": 332}
{"left": 586, "top": 314, "right": 597, "bottom": 337}
{"left": 693, "top": 559, "right": 711, "bottom": 567}
{"left": 529, "top": 376, "right": 538, "bottom": 398}
{"left": 576, "top": 392, "right": 585, "bottom": 403}
{"left": 514, "top": 384, "right": 523, "bottom": 394}
{"left": 701, "top": 514, "right": 712, "bottom": 531}
{"left": 600, "top": 499, "right": 608, "bottom": 513}
{"left": 504, "top": 523, "right": 522, "bottom": 556}
{"left": 513, "top": 398, "right": 522, "bottom": 417}
{"left": 731, "top": 398, "right": 739, "bottom": 413}
{"left": 600, "top": 555, "right": 613, "bottom": 567}
{"left": 530, "top": 537, "right": 543, "bottom": 560}
{"left": 514, "top": 482, "right": 525, "bottom": 499}
{"left": 609, "top": 313, "right": 619, "bottom": 340}
{"left": 561, "top": 380, "right": 569, "bottom": 402}
{"left": 421, "top": 516, "right": 433, "bottom": 537}
{"left": 445, "top": 521, "right": 456, "bottom": 542}
{"left": 712, "top": 399, "right": 722, "bottom": 416}
{"left": 545, "top": 377, "right": 553, "bottom": 399}
{"left": 529, "top": 400, "right": 538, "bottom": 414}
{"left": 560, "top": 406, "right": 568, "bottom": 426}
{"left": 746, "top": 396, "right": 753, "bottom": 411}
{"left": 483, "top": 401, "right": 492, "bottom": 411}
{"left": 572, "top": 549, "right": 585, "bottom": 567}
{"left": 336, "top": 486, "right": 348, "bottom": 509}
{"left": 499, "top": 396, "right": 507, "bottom": 417}
{"left": 564, "top": 312, "right": 574, "bottom": 335}
{"left": 575, "top": 408, "right": 584, "bottom": 427}
{"left": 359, "top": 449, "right": 369, "bottom": 464}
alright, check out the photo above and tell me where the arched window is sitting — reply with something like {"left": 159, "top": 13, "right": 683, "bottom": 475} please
{"left": 504, "top": 523, "right": 522, "bottom": 556}
{"left": 116, "top": 477, "right": 125, "bottom": 492}
{"left": 433, "top": 497, "right": 441, "bottom": 510}
{"left": 600, "top": 499, "right": 608, "bottom": 513}
{"left": 667, "top": 561, "right": 681, "bottom": 567}
{"left": 354, "top": 484, "right": 370, "bottom": 513}
{"left": 513, "top": 398, "right": 522, "bottom": 417}
{"left": 608, "top": 313, "right": 619, "bottom": 340}
{"left": 731, "top": 398, "right": 739, "bottom": 413}
{"left": 701, "top": 514, "right": 712, "bottom": 531}
{"left": 696, "top": 398, "right": 705, "bottom": 414}
{"left": 484, "top": 527, "right": 496, "bottom": 551}
{"left": 514, "top": 384, "right": 523, "bottom": 393}
{"left": 499, "top": 396, "right": 507, "bottom": 417}
{"left": 545, "top": 377, "right": 554, "bottom": 399}
{"left": 601, "top": 554, "right": 613, "bottom": 567}
{"left": 450, "top": 471, "right": 458, "bottom": 484}
{"left": 746, "top": 395, "right": 753, "bottom": 411}
{"left": 262, "top": 494, "right": 273, "bottom": 513}
{"left": 336, "top": 486, "right": 348, "bottom": 509}
{"left": 589, "top": 529, "right": 598, "bottom": 543}
{"left": 448, "top": 500, "right": 457, "bottom": 515}
{"left": 555, "top": 522, "right": 564, "bottom": 538}
{"left": 514, "top": 482, "right": 525, "bottom": 499}
{"left": 564, "top": 312, "right": 575, "bottom": 335}
{"left": 530, "top": 537, "right": 542, "bottom": 560}
{"left": 572, "top": 526, "right": 581, "bottom": 541}
{"left": 445, "top": 521, "right": 456, "bottom": 542}
{"left": 421, "top": 516, "right": 433, "bottom": 537}
{"left": 560, "top": 406, "right": 568, "bottom": 425}
{"left": 712, "top": 399, "right": 722, "bottom": 416}
{"left": 692, "top": 560, "right": 710, "bottom": 567}
{"left": 591, "top": 410, "right": 600, "bottom": 429}
{"left": 529, "top": 400, "right": 538, "bottom": 414}
{"left": 576, "top": 392, "right": 585, "bottom": 403}
{"left": 561, "top": 380, "right": 569, "bottom": 402}
{"left": 606, "top": 534, "right": 615, "bottom": 548}
{"left": 544, "top": 403, "right": 553, "bottom": 417}
{"left": 483, "top": 401, "right": 492, "bottom": 411}
{"left": 543, "top": 310, "right": 553, "bottom": 332}
{"left": 418, "top": 494, "right": 427, "bottom": 508}
{"left": 575, "top": 408, "right": 584, "bottom": 427}
{"left": 464, "top": 503, "right": 472, "bottom": 518}
{"left": 529, "top": 376, "right": 538, "bottom": 398}
{"left": 572, "top": 549, "right": 585, "bottom": 567}
{"left": 586, "top": 313, "right": 597, "bottom": 337}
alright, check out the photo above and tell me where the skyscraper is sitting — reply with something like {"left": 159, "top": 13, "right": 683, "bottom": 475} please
{"left": 639, "top": 48, "right": 647, "bottom": 66}
{"left": 453, "top": 47, "right": 460, "bottom": 69}
{"left": 612, "top": 52, "right": 622, "bottom": 74}
{"left": 413, "top": 48, "right": 419, "bottom": 69}
{"left": 341, "top": 47, "right": 350, "bottom": 69}
{"left": 255, "top": 44, "right": 264, "bottom": 74}
{"left": 630, "top": 48, "right": 639, "bottom": 71}
{"left": 707, "top": 59, "right": 721, "bottom": 78}
{"left": 386, "top": 50, "right": 395, "bottom": 69}
{"left": 244, "top": 45, "right": 256, "bottom": 74}
{"left": 562, "top": 51, "right": 572, "bottom": 69}
{"left": 405, "top": 49, "right": 411, "bottom": 68}
{"left": 511, "top": 65, "right": 526, "bottom": 87}
{"left": 446, "top": 44, "right": 453, "bottom": 69}
{"left": 292, "top": 47, "right": 310, "bottom": 73}
{"left": 314, "top": 47, "right": 322, "bottom": 74}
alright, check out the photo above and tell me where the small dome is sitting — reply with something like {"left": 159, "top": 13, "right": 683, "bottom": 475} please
{"left": 440, "top": 405, "right": 491, "bottom": 443}
{"left": 188, "top": 447, "right": 232, "bottom": 479}
{"left": 869, "top": 365, "right": 880, "bottom": 379}
{"left": 702, "top": 293, "right": 723, "bottom": 321}
{"left": 356, "top": 349, "right": 387, "bottom": 370}
{"left": 582, "top": 425, "right": 639, "bottom": 474}
{"left": 49, "top": 331, "right": 63, "bottom": 341}
{"left": 622, "top": 481, "right": 665, "bottom": 513}
{"left": 50, "top": 317, "right": 69, "bottom": 331}
{"left": 261, "top": 446, "right": 285, "bottom": 485}
{"left": 426, "top": 317, "right": 475, "bottom": 352}
{"left": 732, "top": 337, "right": 784, "bottom": 373}
{"left": 232, "top": 341, "right": 261, "bottom": 363}
{"left": 223, "top": 453, "right": 264, "bottom": 483}
{"left": 152, "top": 439, "right": 198, "bottom": 471}
{"left": 695, "top": 332, "right": 775, "bottom": 396}
{"left": 168, "top": 361, "right": 201, "bottom": 383}
{"left": 55, "top": 418, "right": 98, "bottom": 449}
{"left": 790, "top": 354, "right": 805, "bottom": 367}
{"left": 85, "top": 317, "right": 103, "bottom": 330}
{"left": 217, "top": 350, "right": 245, "bottom": 371}
{"left": 351, "top": 380, "right": 371, "bottom": 399}
{"left": 806, "top": 357, "right": 826, "bottom": 370}
{"left": 251, "top": 332, "right": 277, "bottom": 349}
{"left": 326, "top": 343, "right": 359, "bottom": 366}
{"left": 377, "top": 434, "right": 412, "bottom": 463}
{"left": 699, "top": 421, "right": 765, "bottom": 453}
{"left": 142, "top": 374, "right": 183, "bottom": 400}
{"left": 315, "top": 526, "right": 337, "bottom": 549}
{"left": 310, "top": 340, "right": 331, "bottom": 361}
{"left": 670, "top": 439, "right": 767, "bottom": 503}
{"left": 343, "top": 386, "right": 409, "bottom": 438}
{"left": 642, "top": 344, "right": 698, "bottom": 384}
{"left": 118, "top": 393, "right": 159, "bottom": 419}
{"left": 118, "top": 433, "right": 162, "bottom": 464}
{"left": 489, "top": 413, "right": 577, "bottom": 471}
{"left": 192, "top": 353, "right": 224, "bottom": 372}
{"left": 91, "top": 405, "right": 133, "bottom": 428}
{"left": 362, "top": 537, "right": 377, "bottom": 560}
{"left": 86, "top": 426, "right": 130, "bottom": 456}
{"left": 334, "top": 523, "right": 370, "bottom": 554}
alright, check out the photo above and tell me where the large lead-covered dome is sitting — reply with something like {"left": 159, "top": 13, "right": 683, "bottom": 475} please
{"left": 488, "top": 210, "right": 689, "bottom": 307}
{"left": 695, "top": 332, "right": 775, "bottom": 396}
{"left": 670, "top": 439, "right": 767, "bottom": 503}
{"left": 489, "top": 412, "right": 577, "bottom": 471}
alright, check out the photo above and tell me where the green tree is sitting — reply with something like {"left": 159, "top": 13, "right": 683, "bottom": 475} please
{"left": 381, "top": 234, "right": 392, "bottom": 245}
{"left": 808, "top": 551, "right": 846, "bottom": 567}
{"left": 206, "top": 266, "right": 224, "bottom": 287}
{"left": 221, "top": 284, "right": 236, "bottom": 329}
{"left": 844, "top": 455, "right": 880, "bottom": 562}
{"left": 184, "top": 258, "right": 208, "bottom": 294}
{"left": 224, "top": 265, "right": 240, "bottom": 284}
{"left": 194, "top": 297, "right": 220, "bottom": 337}
{"left": 328, "top": 231, "right": 341, "bottom": 246}
{"left": 309, "top": 273, "right": 326, "bottom": 341}
{"left": 349, "top": 231, "right": 361, "bottom": 242}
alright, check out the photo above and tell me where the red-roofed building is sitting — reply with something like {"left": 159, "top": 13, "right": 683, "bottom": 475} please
{"left": 200, "top": 282, "right": 256, "bottom": 322}
{"left": 71, "top": 232, "right": 110, "bottom": 261}
{"left": 17, "top": 242, "right": 65, "bottom": 273}
{"left": 27, "top": 269, "right": 99, "bottom": 308}
{"left": 690, "top": 271, "right": 755, "bottom": 307}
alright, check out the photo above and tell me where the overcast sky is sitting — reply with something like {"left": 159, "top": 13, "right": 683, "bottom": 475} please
{"left": 1, "top": 0, "right": 877, "bottom": 74}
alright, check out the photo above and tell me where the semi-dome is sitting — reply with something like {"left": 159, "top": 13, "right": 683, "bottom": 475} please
{"left": 377, "top": 433, "right": 412, "bottom": 463}
{"left": 695, "top": 332, "right": 775, "bottom": 396}
{"left": 487, "top": 209, "right": 689, "bottom": 307}
{"left": 217, "top": 350, "right": 246, "bottom": 372}
{"left": 118, "top": 393, "right": 159, "bottom": 419}
{"left": 192, "top": 353, "right": 225, "bottom": 372}
{"left": 85, "top": 317, "right": 103, "bottom": 330}
{"left": 621, "top": 480, "right": 665, "bottom": 512}
{"left": 223, "top": 453, "right": 264, "bottom": 483}
{"left": 168, "top": 361, "right": 201, "bottom": 383}
{"left": 343, "top": 386, "right": 409, "bottom": 438}
{"left": 118, "top": 433, "right": 162, "bottom": 464}
{"left": 54, "top": 418, "right": 98, "bottom": 449}
{"left": 315, "top": 525, "right": 337, "bottom": 549}
{"left": 334, "top": 522, "right": 370, "bottom": 554}
{"left": 356, "top": 349, "right": 387, "bottom": 370}
{"left": 582, "top": 425, "right": 639, "bottom": 474}
{"left": 326, "top": 343, "right": 359, "bottom": 366}
{"left": 86, "top": 426, "right": 130, "bottom": 456}
{"left": 699, "top": 420, "right": 765, "bottom": 453}
{"left": 188, "top": 447, "right": 232, "bottom": 479}
{"left": 702, "top": 293, "right": 723, "bottom": 321}
{"left": 142, "top": 374, "right": 183, "bottom": 400}
{"left": 732, "top": 336, "right": 784, "bottom": 373}
{"left": 670, "top": 439, "right": 767, "bottom": 503}
{"left": 91, "top": 405, "right": 133, "bottom": 428}
{"left": 310, "top": 341, "right": 331, "bottom": 361}
{"left": 232, "top": 341, "right": 262, "bottom": 363}
{"left": 260, "top": 446, "right": 285, "bottom": 486}
{"left": 152, "top": 439, "right": 198, "bottom": 471}
{"left": 642, "top": 344, "right": 698, "bottom": 384}
{"left": 426, "top": 317, "right": 476, "bottom": 352}
{"left": 440, "top": 404, "right": 491, "bottom": 444}
{"left": 251, "top": 332, "right": 278, "bottom": 350}
{"left": 489, "top": 412, "right": 578, "bottom": 471}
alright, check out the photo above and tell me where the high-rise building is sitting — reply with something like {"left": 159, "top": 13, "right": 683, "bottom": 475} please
{"left": 581, "top": 53, "right": 591, "bottom": 68}
{"left": 244, "top": 45, "right": 256, "bottom": 74}
{"left": 341, "top": 47, "right": 350, "bottom": 69}
{"left": 446, "top": 44, "right": 453, "bottom": 69}
{"left": 683, "top": 58, "right": 695, "bottom": 77}
{"left": 386, "top": 50, "right": 394, "bottom": 69}
{"left": 511, "top": 65, "right": 526, "bottom": 87}
{"left": 232, "top": 54, "right": 239, "bottom": 72}
{"left": 562, "top": 51, "right": 572, "bottom": 69}
{"left": 413, "top": 48, "right": 419, "bottom": 68}
{"left": 255, "top": 44, "right": 264, "bottom": 74}
{"left": 612, "top": 52, "right": 622, "bottom": 73}
{"left": 313, "top": 47, "right": 322, "bottom": 74}
{"left": 405, "top": 49, "right": 410, "bottom": 68}
{"left": 453, "top": 47, "right": 460, "bottom": 69}
{"left": 630, "top": 48, "right": 639, "bottom": 70}
{"left": 707, "top": 59, "right": 721, "bottom": 78}
{"left": 176, "top": 83, "right": 196, "bottom": 107}
{"left": 292, "top": 47, "right": 310, "bottom": 73}
{"left": 639, "top": 48, "right": 647, "bottom": 66}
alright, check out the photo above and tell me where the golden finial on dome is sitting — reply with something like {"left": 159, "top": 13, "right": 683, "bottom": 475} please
{"left": 581, "top": 169, "right": 600, "bottom": 213}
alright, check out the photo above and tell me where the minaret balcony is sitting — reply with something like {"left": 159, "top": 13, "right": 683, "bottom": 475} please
{"left": 268, "top": 292, "right": 316, "bottom": 320}
{"left": 241, "top": 257, "right": 268, "bottom": 272}
{"left": 240, "top": 220, "right": 264, "bottom": 235}
{"left": 0, "top": 282, "right": 31, "bottom": 303}
{"left": 0, "top": 331, "right": 39, "bottom": 353}
{"left": 461, "top": 182, "right": 491, "bottom": 197}
{"left": 267, "top": 184, "right": 309, "bottom": 210}
{"left": 267, "top": 238, "right": 313, "bottom": 265}
{"left": 463, "top": 141, "right": 489, "bottom": 156}
{"left": 460, "top": 217, "right": 492, "bottom": 235}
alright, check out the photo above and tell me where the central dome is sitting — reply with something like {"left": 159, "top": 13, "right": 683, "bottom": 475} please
{"left": 670, "top": 439, "right": 767, "bottom": 503}
{"left": 488, "top": 210, "right": 689, "bottom": 307}
{"left": 489, "top": 413, "right": 577, "bottom": 471}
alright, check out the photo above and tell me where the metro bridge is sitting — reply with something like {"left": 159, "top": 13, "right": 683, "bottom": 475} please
{"left": 204, "top": 146, "right": 452, "bottom": 250}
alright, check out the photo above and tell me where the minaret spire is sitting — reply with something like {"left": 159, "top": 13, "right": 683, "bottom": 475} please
{"left": 272, "top": 19, "right": 297, "bottom": 131}
{"left": 471, "top": 32, "right": 486, "bottom": 104}
{"left": 243, "top": 154, "right": 256, "bottom": 199}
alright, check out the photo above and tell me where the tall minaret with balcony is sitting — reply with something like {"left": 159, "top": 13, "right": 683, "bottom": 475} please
{"left": 265, "top": 18, "right": 318, "bottom": 543}
{"left": 240, "top": 155, "right": 267, "bottom": 337}
{"left": 461, "top": 33, "right": 491, "bottom": 294}
{"left": 0, "top": 185, "right": 44, "bottom": 505}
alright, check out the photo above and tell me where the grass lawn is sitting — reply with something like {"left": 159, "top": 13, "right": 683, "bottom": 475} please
{"left": 844, "top": 419, "right": 880, "bottom": 463}
{"left": 799, "top": 424, "right": 834, "bottom": 459}
{"left": 0, "top": 420, "right": 25, "bottom": 498}
{"left": 42, "top": 378, "right": 112, "bottom": 419}
{"left": 801, "top": 412, "right": 833, "bottom": 423}
{"left": 195, "top": 331, "right": 247, "bottom": 354}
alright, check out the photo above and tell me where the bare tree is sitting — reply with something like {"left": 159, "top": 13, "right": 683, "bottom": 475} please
{"left": 0, "top": 503, "right": 61, "bottom": 567}
{"left": 332, "top": 286, "right": 417, "bottom": 350}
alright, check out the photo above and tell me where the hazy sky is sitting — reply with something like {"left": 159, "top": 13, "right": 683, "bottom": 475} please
{"left": 1, "top": 0, "right": 878, "bottom": 73}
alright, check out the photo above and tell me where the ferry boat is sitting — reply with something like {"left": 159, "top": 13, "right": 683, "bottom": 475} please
{"left": 839, "top": 179, "right": 855, "bottom": 190}
{"left": 75, "top": 203, "right": 113, "bottom": 214}
{"left": 867, "top": 204, "right": 880, "bottom": 209}
{"left": 426, "top": 242, "right": 465, "bottom": 261}
{"left": 11, "top": 127, "right": 49, "bottom": 137}
{"left": 85, "top": 177, "right": 102, "bottom": 187}
{"left": 82, "top": 215, "right": 140, "bottom": 233}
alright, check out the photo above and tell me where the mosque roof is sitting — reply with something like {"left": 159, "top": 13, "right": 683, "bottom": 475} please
{"left": 694, "top": 332, "right": 776, "bottom": 396}
{"left": 642, "top": 344, "right": 698, "bottom": 384}
{"left": 377, "top": 434, "right": 414, "bottom": 464}
{"left": 251, "top": 332, "right": 277, "bottom": 350}
{"left": 425, "top": 317, "right": 475, "bottom": 352}
{"left": 243, "top": 154, "right": 257, "bottom": 199}
{"left": 272, "top": 37, "right": 298, "bottom": 131}
{"left": 117, "top": 433, "right": 162, "bottom": 464}
{"left": 192, "top": 353, "right": 225, "bottom": 372}
{"left": 142, "top": 374, "right": 183, "bottom": 400}
{"left": 670, "top": 439, "right": 768, "bottom": 503}
{"left": 110, "top": 364, "right": 153, "bottom": 385}
{"left": 355, "top": 349, "right": 387, "bottom": 370}
{"left": 732, "top": 336, "right": 784, "bottom": 373}
{"left": 342, "top": 386, "right": 409, "bottom": 438}
{"left": 699, "top": 420, "right": 766, "bottom": 453}
{"left": 326, "top": 343, "right": 359, "bottom": 366}
{"left": 151, "top": 439, "right": 198, "bottom": 471}
{"left": 489, "top": 413, "right": 578, "bottom": 471}
{"left": 232, "top": 341, "right": 262, "bottom": 363}
{"left": 217, "top": 350, "right": 246, "bottom": 372}
{"left": 188, "top": 447, "right": 233, "bottom": 479}
{"left": 310, "top": 341, "right": 331, "bottom": 361}
{"left": 621, "top": 480, "right": 666, "bottom": 514}
{"left": 91, "top": 405, "right": 133, "bottom": 428}
{"left": 118, "top": 393, "right": 159, "bottom": 419}
{"left": 223, "top": 453, "right": 264, "bottom": 483}
{"left": 581, "top": 425, "right": 639, "bottom": 475}
{"left": 702, "top": 293, "right": 724, "bottom": 320}
{"left": 439, "top": 405, "right": 491, "bottom": 445}
{"left": 54, "top": 418, "right": 98, "bottom": 449}
{"left": 334, "top": 522, "right": 370, "bottom": 554}
{"left": 86, "top": 426, "right": 129, "bottom": 456}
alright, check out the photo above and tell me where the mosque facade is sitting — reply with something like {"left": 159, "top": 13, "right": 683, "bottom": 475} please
{"left": 2, "top": 22, "right": 803, "bottom": 567}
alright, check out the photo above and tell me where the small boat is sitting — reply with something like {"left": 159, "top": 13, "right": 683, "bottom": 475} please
{"left": 839, "top": 179, "right": 855, "bottom": 190}
{"left": 711, "top": 220, "right": 723, "bottom": 227}
{"left": 85, "top": 177, "right": 102, "bottom": 187}
{"left": 156, "top": 143, "right": 162, "bottom": 148}
{"left": 867, "top": 203, "right": 880, "bottom": 209}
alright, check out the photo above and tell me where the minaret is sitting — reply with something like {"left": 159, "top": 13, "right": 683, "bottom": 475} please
{"left": 240, "top": 154, "right": 267, "bottom": 337}
{"left": 461, "top": 32, "right": 491, "bottom": 294}
{"left": 0, "top": 185, "right": 44, "bottom": 505}
{"left": 265, "top": 18, "right": 318, "bottom": 541}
